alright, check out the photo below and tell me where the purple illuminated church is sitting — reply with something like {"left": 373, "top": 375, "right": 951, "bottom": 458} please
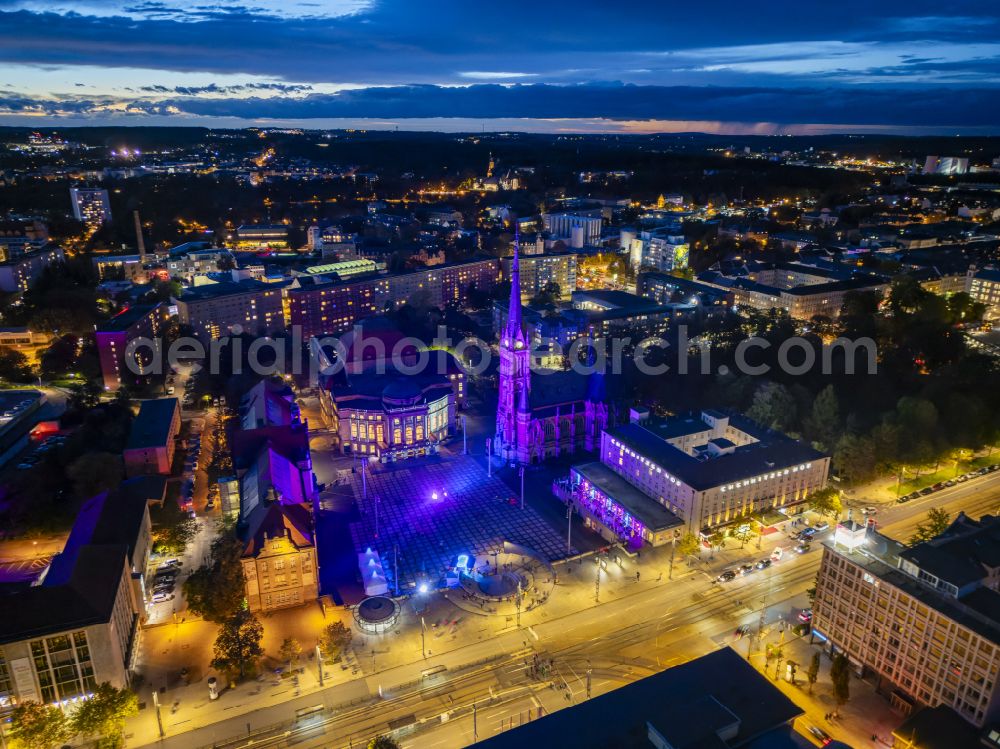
{"left": 494, "top": 240, "right": 612, "bottom": 464}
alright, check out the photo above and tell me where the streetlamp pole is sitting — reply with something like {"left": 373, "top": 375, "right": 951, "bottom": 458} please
{"left": 594, "top": 558, "right": 601, "bottom": 603}
{"left": 462, "top": 415, "right": 467, "bottom": 454}
{"left": 566, "top": 503, "right": 573, "bottom": 555}
{"left": 152, "top": 690, "right": 165, "bottom": 738}
{"left": 486, "top": 438, "right": 492, "bottom": 477}
{"left": 515, "top": 580, "right": 522, "bottom": 628}
{"left": 316, "top": 644, "right": 324, "bottom": 687}
{"left": 421, "top": 616, "right": 426, "bottom": 659}
{"left": 520, "top": 466, "right": 525, "bottom": 510}
{"left": 669, "top": 531, "right": 677, "bottom": 580}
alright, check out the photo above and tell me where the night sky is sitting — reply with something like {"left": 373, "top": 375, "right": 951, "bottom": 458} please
{"left": 0, "top": 1, "right": 998, "bottom": 132}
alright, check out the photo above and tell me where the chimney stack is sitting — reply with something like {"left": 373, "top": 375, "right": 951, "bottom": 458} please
{"left": 133, "top": 210, "right": 146, "bottom": 264}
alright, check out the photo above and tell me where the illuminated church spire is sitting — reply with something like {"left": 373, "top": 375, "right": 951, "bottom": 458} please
{"left": 505, "top": 226, "right": 524, "bottom": 344}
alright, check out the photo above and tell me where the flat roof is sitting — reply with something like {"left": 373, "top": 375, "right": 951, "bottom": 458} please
{"left": 126, "top": 398, "right": 178, "bottom": 451}
{"left": 609, "top": 419, "right": 825, "bottom": 492}
{"left": 96, "top": 303, "right": 159, "bottom": 333}
{"left": 473, "top": 648, "right": 802, "bottom": 749}
{"left": 572, "top": 462, "right": 683, "bottom": 533}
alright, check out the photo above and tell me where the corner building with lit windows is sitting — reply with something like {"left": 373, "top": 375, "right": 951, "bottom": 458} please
{"left": 575, "top": 408, "right": 828, "bottom": 537}
{"left": 813, "top": 515, "right": 1000, "bottom": 727}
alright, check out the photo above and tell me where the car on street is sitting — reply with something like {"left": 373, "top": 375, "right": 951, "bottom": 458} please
{"left": 717, "top": 570, "right": 737, "bottom": 582}
{"left": 813, "top": 522, "right": 829, "bottom": 532}
{"left": 151, "top": 592, "right": 174, "bottom": 603}
{"left": 755, "top": 558, "right": 772, "bottom": 570}
{"left": 807, "top": 725, "right": 832, "bottom": 745}
{"left": 861, "top": 506, "right": 877, "bottom": 515}
{"left": 733, "top": 624, "right": 751, "bottom": 639}
{"left": 798, "top": 609, "right": 813, "bottom": 623}
{"left": 795, "top": 543, "right": 811, "bottom": 554}
{"left": 919, "top": 487, "right": 934, "bottom": 496}
{"left": 739, "top": 564, "right": 755, "bottom": 576}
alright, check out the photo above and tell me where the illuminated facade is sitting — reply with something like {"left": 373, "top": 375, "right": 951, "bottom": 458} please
{"left": 69, "top": 187, "right": 111, "bottom": 227}
{"left": 321, "top": 372, "right": 457, "bottom": 461}
{"left": 601, "top": 410, "right": 828, "bottom": 532}
{"left": 95, "top": 302, "right": 172, "bottom": 390}
{"left": 814, "top": 516, "right": 1000, "bottom": 726}
{"left": 173, "top": 279, "right": 286, "bottom": 340}
{"left": 288, "top": 258, "right": 500, "bottom": 340}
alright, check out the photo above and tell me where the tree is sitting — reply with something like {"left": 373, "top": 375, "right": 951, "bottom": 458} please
{"left": 676, "top": 532, "right": 701, "bottom": 560}
{"left": 279, "top": 637, "right": 303, "bottom": 666}
{"left": 805, "top": 385, "right": 839, "bottom": 450}
{"left": 0, "top": 345, "right": 33, "bottom": 382}
{"left": 319, "top": 620, "right": 353, "bottom": 662}
{"left": 212, "top": 609, "right": 264, "bottom": 681}
{"left": 368, "top": 736, "right": 401, "bottom": 749}
{"left": 67, "top": 451, "right": 123, "bottom": 499}
{"left": 830, "top": 653, "right": 851, "bottom": 712}
{"left": 9, "top": 701, "right": 70, "bottom": 749}
{"left": 68, "top": 379, "right": 103, "bottom": 411}
{"left": 184, "top": 533, "right": 246, "bottom": 622}
{"left": 70, "top": 681, "right": 139, "bottom": 749}
{"left": 806, "top": 652, "right": 820, "bottom": 695}
{"left": 747, "top": 382, "right": 797, "bottom": 433}
{"left": 708, "top": 530, "right": 726, "bottom": 557}
{"left": 910, "top": 508, "right": 951, "bottom": 546}
{"left": 806, "top": 487, "right": 842, "bottom": 518}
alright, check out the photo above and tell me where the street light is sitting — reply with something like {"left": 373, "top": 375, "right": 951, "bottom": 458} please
{"left": 520, "top": 466, "right": 525, "bottom": 510}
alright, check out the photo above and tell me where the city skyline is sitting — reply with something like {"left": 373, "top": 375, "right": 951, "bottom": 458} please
{"left": 0, "top": 1, "right": 999, "bottom": 133}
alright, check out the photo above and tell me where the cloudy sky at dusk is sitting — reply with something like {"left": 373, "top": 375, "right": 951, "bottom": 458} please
{"left": 0, "top": 1, "right": 998, "bottom": 133}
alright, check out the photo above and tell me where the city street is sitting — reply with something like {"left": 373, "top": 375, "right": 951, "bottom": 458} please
{"left": 126, "top": 466, "right": 1000, "bottom": 748}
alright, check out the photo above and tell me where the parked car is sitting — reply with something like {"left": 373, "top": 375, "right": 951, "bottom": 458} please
{"left": 861, "top": 506, "right": 877, "bottom": 515}
{"left": 755, "top": 559, "right": 772, "bottom": 570}
{"left": 919, "top": 487, "right": 934, "bottom": 496}
{"left": 813, "top": 522, "right": 829, "bottom": 532}
{"left": 808, "top": 725, "right": 832, "bottom": 745}
{"left": 798, "top": 609, "right": 813, "bottom": 623}
{"left": 151, "top": 592, "right": 174, "bottom": 603}
{"left": 739, "top": 564, "right": 755, "bottom": 576}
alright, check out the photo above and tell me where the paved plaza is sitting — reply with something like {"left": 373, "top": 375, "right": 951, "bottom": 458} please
{"left": 348, "top": 455, "right": 577, "bottom": 591}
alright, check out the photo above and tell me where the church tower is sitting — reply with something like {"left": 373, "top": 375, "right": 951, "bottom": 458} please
{"left": 496, "top": 229, "right": 532, "bottom": 463}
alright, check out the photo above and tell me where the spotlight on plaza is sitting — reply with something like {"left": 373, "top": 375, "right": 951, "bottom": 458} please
{"left": 418, "top": 582, "right": 429, "bottom": 594}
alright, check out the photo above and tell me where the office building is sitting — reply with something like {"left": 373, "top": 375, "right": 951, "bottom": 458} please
{"left": 123, "top": 398, "right": 181, "bottom": 477}
{"left": 542, "top": 211, "right": 602, "bottom": 248}
{"left": 924, "top": 156, "right": 970, "bottom": 175}
{"left": 94, "top": 303, "right": 172, "bottom": 390}
{"left": 233, "top": 224, "right": 289, "bottom": 250}
{"left": 0, "top": 246, "right": 64, "bottom": 293}
{"left": 698, "top": 261, "right": 887, "bottom": 320}
{"left": 591, "top": 409, "right": 829, "bottom": 535}
{"left": 500, "top": 252, "right": 576, "bottom": 303}
{"left": 813, "top": 514, "right": 1000, "bottom": 727}
{"left": 638, "top": 271, "right": 734, "bottom": 314}
{"left": 69, "top": 187, "right": 111, "bottom": 227}
{"left": 173, "top": 279, "right": 286, "bottom": 340}
{"left": 474, "top": 647, "right": 802, "bottom": 749}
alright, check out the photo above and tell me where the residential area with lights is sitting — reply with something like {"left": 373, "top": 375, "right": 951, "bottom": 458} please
{"left": 2, "top": 4, "right": 1000, "bottom": 748}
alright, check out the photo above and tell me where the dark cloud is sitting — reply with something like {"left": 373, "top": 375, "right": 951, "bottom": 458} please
{"left": 1, "top": 1, "right": 1000, "bottom": 128}
{"left": 3, "top": 83, "right": 998, "bottom": 129}
{"left": 137, "top": 82, "right": 313, "bottom": 95}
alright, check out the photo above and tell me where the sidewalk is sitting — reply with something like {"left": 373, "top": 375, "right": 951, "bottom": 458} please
{"left": 748, "top": 621, "right": 900, "bottom": 748}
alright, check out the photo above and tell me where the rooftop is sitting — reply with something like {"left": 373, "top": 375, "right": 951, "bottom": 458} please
{"left": 473, "top": 647, "right": 801, "bottom": 749}
{"left": 125, "top": 398, "right": 179, "bottom": 451}
{"left": 608, "top": 415, "right": 825, "bottom": 492}
{"left": 96, "top": 303, "right": 160, "bottom": 333}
